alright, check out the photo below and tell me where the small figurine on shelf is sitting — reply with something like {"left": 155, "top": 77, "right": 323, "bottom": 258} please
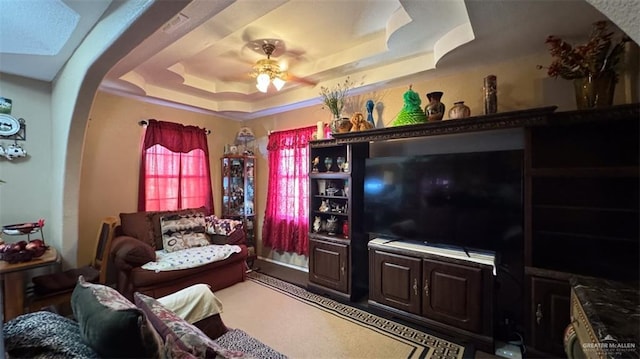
{"left": 313, "top": 216, "right": 322, "bottom": 233}
{"left": 312, "top": 156, "right": 320, "bottom": 173}
{"left": 319, "top": 200, "right": 330, "bottom": 212}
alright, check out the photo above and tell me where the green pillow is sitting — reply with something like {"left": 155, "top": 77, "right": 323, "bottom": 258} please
{"left": 71, "top": 276, "right": 161, "bottom": 358}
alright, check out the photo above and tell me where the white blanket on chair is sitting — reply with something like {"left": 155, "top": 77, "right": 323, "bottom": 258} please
{"left": 141, "top": 244, "right": 242, "bottom": 272}
{"left": 158, "top": 284, "right": 224, "bottom": 323}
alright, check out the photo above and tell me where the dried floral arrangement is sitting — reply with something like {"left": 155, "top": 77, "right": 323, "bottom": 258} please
{"left": 319, "top": 77, "right": 356, "bottom": 118}
{"left": 538, "top": 21, "right": 630, "bottom": 80}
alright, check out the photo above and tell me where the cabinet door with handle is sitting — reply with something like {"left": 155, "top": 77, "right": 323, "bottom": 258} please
{"left": 369, "top": 250, "right": 421, "bottom": 315}
{"left": 309, "top": 238, "right": 349, "bottom": 293}
{"left": 528, "top": 276, "right": 570, "bottom": 356}
{"left": 422, "top": 258, "right": 483, "bottom": 333}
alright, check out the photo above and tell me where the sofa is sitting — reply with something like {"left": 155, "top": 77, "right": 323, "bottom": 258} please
{"left": 2, "top": 277, "right": 285, "bottom": 358}
{"left": 111, "top": 207, "right": 249, "bottom": 300}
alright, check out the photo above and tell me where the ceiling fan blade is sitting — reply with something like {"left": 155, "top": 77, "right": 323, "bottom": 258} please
{"left": 218, "top": 50, "right": 255, "bottom": 66}
{"left": 241, "top": 26, "right": 278, "bottom": 44}
{"left": 286, "top": 74, "right": 317, "bottom": 87}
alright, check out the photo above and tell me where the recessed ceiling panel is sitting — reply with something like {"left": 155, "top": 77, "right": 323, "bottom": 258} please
{"left": 0, "top": 0, "right": 79, "bottom": 56}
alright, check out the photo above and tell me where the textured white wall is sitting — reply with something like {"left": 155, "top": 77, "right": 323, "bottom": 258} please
{"left": 587, "top": 0, "right": 640, "bottom": 43}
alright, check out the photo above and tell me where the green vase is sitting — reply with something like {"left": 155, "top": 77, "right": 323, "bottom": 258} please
{"left": 573, "top": 73, "right": 615, "bottom": 109}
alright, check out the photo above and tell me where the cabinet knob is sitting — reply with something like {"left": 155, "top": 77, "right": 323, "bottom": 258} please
{"left": 413, "top": 278, "right": 418, "bottom": 296}
{"left": 536, "top": 303, "right": 543, "bottom": 325}
{"left": 341, "top": 263, "right": 345, "bottom": 276}
{"left": 424, "top": 279, "right": 430, "bottom": 297}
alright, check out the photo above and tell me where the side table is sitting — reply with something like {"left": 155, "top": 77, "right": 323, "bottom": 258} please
{"left": 0, "top": 247, "right": 60, "bottom": 321}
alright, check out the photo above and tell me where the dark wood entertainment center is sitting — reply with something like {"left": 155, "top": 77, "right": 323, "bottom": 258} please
{"left": 307, "top": 103, "right": 639, "bottom": 356}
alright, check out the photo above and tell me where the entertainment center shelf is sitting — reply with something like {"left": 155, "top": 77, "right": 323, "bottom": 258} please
{"left": 331, "top": 106, "right": 558, "bottom": 143}
{"left": 312, "top": 103, "right": 639, "bottom": 357}
{"left": 307, "top": 141, "right": 369, "bottom": 301}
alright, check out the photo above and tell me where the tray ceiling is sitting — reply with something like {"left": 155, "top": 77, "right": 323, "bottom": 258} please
{"left": 0, "top": 0, "right": 630, "bottom": 121}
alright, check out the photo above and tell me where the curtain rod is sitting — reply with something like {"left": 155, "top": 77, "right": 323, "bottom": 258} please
{"left": 138, "top": 120, "right": 211, "bottom": 135}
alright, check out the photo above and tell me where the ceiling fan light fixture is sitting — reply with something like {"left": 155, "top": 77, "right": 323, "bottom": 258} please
{"left": 251, "top": 42, "right": 287, "bottom": 93}
{"left": 272, "top": 76, "right": 286, "bottom": 91}
{"left": 257, "top": 73, "right": 270, "bottom": 85}
{"left": 256, "top": 73, "right": 270, "bottom": 93}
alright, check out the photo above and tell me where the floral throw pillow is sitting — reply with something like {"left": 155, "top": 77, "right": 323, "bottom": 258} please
{"left": 161, "top": 212, "right": 210, "bottom": 253}
{"left": 134, "top": 292, "right": 247, "bottom": 359}
{"left": 204, "top": 215, "right": 243, "bottom": 236}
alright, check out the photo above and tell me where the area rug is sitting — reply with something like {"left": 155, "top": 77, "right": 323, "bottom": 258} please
{"left": 213, "top": 271, "right": 467, "bottom": 359}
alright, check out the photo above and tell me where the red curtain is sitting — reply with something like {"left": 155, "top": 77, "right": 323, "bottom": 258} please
{"left": 261, "top": 126, "right": 315, "bottom": 255}
{"left": 138, "top": 119, "right": 213, "bottom": 213}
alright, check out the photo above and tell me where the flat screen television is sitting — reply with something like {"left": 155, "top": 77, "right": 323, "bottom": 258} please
{"left": 363, "top": 150, "right": 523, "bottom": 255}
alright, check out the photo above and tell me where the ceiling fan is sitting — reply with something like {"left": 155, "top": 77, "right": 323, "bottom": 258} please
{"left": 250, "top": 42, "right": 286, "bottom": 93}
{"left": 248, "top": 39, "right": 316, "bottom": 93}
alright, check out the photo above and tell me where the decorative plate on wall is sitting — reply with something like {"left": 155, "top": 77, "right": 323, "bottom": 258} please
{"left": 0, "top": 114, "right": 20, "bottom": 136}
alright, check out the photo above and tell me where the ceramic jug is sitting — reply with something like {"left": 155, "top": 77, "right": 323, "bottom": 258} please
{"left": 449, "top": 101, "right": 471, "bottom": 119}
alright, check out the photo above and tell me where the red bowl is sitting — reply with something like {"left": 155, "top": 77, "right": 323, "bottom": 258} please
{"left": 31, "top": 246, "right": 47, "bottom": 258}
{"left": 0, "top": 250, "right": 34, "bottom": 264}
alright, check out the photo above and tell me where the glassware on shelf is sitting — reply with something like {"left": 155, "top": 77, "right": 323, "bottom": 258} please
{"left": 324, "top": 157, "right": 333, "bottom": 172}
{"left": 336, "top": 156, "right": 345, "bottom": 172}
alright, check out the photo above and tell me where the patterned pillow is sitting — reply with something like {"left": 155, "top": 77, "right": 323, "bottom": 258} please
{"left": 134, "top": 292, "right": 247, "bottom": 358}
{"left": 151, "top": 207, "right": 208, "bottom": 250}
{"left": 164, "top": 333, "right": 200, "bottom": 359}
{"left": 204, "top": 215, "right": 243, "bottom": 236}
{"left": 204, "top": 215, "right": 219, "bottom": 235}
{"left": 3, "top": 311, "right": 99, "bottom": 358}
{"left": 161, "top": 212, "right": 210, "bottom": 253}
{"left": 71, "top": 276, "right": 162, "bottom": 358}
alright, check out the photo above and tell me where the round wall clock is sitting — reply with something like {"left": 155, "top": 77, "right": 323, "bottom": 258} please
{"left": 0, "top": 114, "right": 20, "bottom": 136}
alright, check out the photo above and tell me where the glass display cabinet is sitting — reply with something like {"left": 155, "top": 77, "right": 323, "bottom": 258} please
{"left": 221, "top": 155, "right": 256, "bottom": 259}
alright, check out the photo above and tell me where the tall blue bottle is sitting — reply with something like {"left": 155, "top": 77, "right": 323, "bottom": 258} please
{"left": 366, "top": 99, "right": 376, "bottom": 128}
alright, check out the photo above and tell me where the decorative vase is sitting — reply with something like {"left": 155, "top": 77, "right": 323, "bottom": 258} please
{"left": 330, "top": 115, "right": 351, "bottom": 133}
{"left": 326, "top": 216, "right": 338, "bottom": 235}
{"left": 425, "top": 91, "right": 445, "bottom": 122}
{"left": 366, "top": 100, "right": 376, "bottom": 128}
{"left": 573, "top": 73, "right": 615, "bottom": 109}
{"left": 342, "top": 220, "right": 349, "bottom": 238}
{"left": 483, "top": 75, "right": 497, "bottom": 114}
{"left": 449, "top": 101, "right": 471, "bottom": 119}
